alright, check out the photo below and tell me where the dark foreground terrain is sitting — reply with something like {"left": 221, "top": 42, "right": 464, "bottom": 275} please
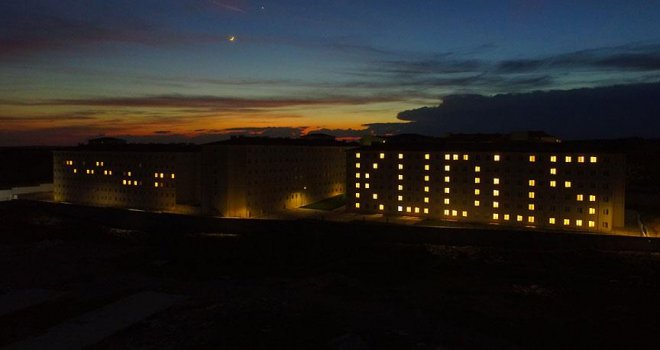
{"left": 1, "top": 201, "right": 660, "bottom": 349}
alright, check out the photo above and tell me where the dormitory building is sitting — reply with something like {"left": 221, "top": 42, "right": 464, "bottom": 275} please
{"left": 54, "top": 133, "right": 626, "bottom": 233}
{"left": 346, "top": 134, "right": 625, "bottom": 233}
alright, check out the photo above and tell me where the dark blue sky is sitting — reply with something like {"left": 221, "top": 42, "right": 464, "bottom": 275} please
{"left": 1, "top": 0, "right": 660, "bottom": 145}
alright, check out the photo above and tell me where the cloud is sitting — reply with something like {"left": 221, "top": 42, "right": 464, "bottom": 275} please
{"left": 209, "top": 0, "right": 246, "bottom": 13}
{"left": 497, "top": 43, "right": 660, "bottom": 73}
{"left": 23, "top": 94, "right": 405, "bottom": 110}
{"left": 0, "top": 13, "right": 228, "bottom": 58}
{"left": 333, "top": 42, "right": 660, "bottom": 95}
{"left": 0, "top": 125, "right": 109, "bottom": 147}
{"left": 362, "top": 81, "right": 660, "bottom": 139}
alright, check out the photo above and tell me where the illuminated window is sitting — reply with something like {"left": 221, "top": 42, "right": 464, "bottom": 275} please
{"left": 398, "top": 195, "right": 403, "bottom": 201}
{"left": 529, "top": 155, "right": 536, "bottom": 162}
{"left": 474, "top": 200, "right": 480, "bottom": 207}
{"left": 528, "top": 204, "right": 535, "bottom": 211}
{"left": 133, "top": 180, "right": 138, "bottom": 186}
{"left": 577, "top": 194, "right": 584, "bottom": 201}
{"left": 73, "top": 169, "right": 77, "bottom": 173}
{"left": 355, "top": 203, "right": 360, "bottom": 208}
{"left": 154, "top": 182, "right": 159, "bottom": 187}
{"left": 474, "top": 189, "right": 480, "bottom": 195}
{"left": 565, "top": 181, "right": 572, "bottom": 188}
{"left": 365, "top": 183, "right": 370, "bottom": 189}
{"left": 474, "top": 166, "right": 480, "bottom": 172}
{"left": 463, "top": 154, "right": 469, "bottom": 160}
{"left": 154, "top": 172, "right": 158, "bottom": 178}
{"left": 453, "top": 154, "right": 459, "bottom": 160}
{"left": 528, "top": 179, "right": 535, "bottom": 187}
{"left": 406, "top": 206, "right": 412, "bottom": 213}
{"left": 578, "top": 156, "right": 585, "bottom": 163}
{"left": 493, "top": 178, "right": 500, "bottom": 185}
{"left": 517, "top": 215, "right": 523, "bottom": 222}
{"left": 588, "top": 220, "right": 596, "bottom": 228}
{"left": 424, "top": 164, "right": 430, "bottom": 171}
{"left": 444, "top": 176, "right": 450, "bottom": 183}
{"left": 373, "top": 163, "right": 378, "bottom": 169}
{"left": 503, "top": 214, "right": 510, "bottom": 221}
{"left": 424, "top": 186, "right": 430, "bottom": 192}
{"left": 379, "top": 153, "right": 385, "bottom": 159}
{"left": 398, "top": 206, "right": 403, "bottom": 212}
{"left": 414, "top": 207, "right": 420, "bottom": 214}
{"left": 355, "top": 183, "right": 360, "bottom": 189}
{"left": 379, "top": 204, "right": 384, "bottom": 210}
{"left": 104, "top": 170, "right": 108, "bottom": 175}
{"left": 356, "top": 173, "right": 361, "bottom": 179}
{"left": 564, "top": 219, "right": 570, "bottom": 226}
{"left": 444, "top": 165, "right": 451, "bottom": 171}
{"left": 424, "top": 175, "right": 430, "bottom": 182}
{"left": 424, "top": 208, "right": 429, "bottom": 214}
{"left": 576, "top": 219, "right": 583, "bottom": 227}
{"left": 529, "top": 192, "right": 535, "bottom": 199}
{"left": 398, "top": 164, "right": 403, "bottom": 170}
{"left": 550, "top": 155, "right": 557, "bottom": 162}
{"left": 462, "top": 211, "right": 468, "bottom": 217}
{"left": 373, "top": 193, "right": 378, "bottom": 200}
{"left": 444, "top": 198, "right": 450, "bottom": 205}
{"left": 444, "top": 187, "right": 450, "bottom": 194}
{"left": 565, "top": 156, "right": 572, "bottom": 163}
{"left": 493, "top": 201, "right": 499, "bottom": 208}
{"left": 122, "top": 180, "right": 127, "bottom": 185}
{"left": 590, "top": 156, "right": 597, "bottom": 163}
{"left": 91, "top": 170, "right": 94, "bottom": 175}
{"left": 475, "top": 177, "right": 481, "bottom": 184}
{"left": 493, "top": 213, "right": 499, "bottom": 220}
{"left": 365, "top": 173, "right": 370, "bottom": 179}
{"left": 589, "top": 195, "right": 596, "bottom": 202}
{"left": 549, "top": 218, "right": 556, "bottom": 224}
{"left": 528, "top": 216, "right": 535, "bottom": 223}
{"left": 451, "top": 210, "right": 458, "bottom": 216}
{"left": 398, "top": 174, "right": 403, "bottom": 180}
{"left": 425, "top": 154, "right": 430, "bottom": 160}
{"left": 398, "top": 153, "right": 404, "bottom": 159}
{"left": 424, "top": 197, "right": 429, "bottom": 203}
{"left": 109, "top": 171, "right": 112, "bottom": 175}
{"left": 444, "top": 154, "right": 451, "bottom": 160}
{"left": 356, "top": 163, "right": 361, "bottom": 169}
{"left": 398, "top": 185, "right": 403, "bottom": 191}
{"left": 494, "top": 154, "right": 501, "bottom": 161}
{"left": 356, "top": 153, "right": 361, "bottom": 159}
{"left": 171, "top": 173, "right": 175, "bottom": 179}
{"left": 493, "top": 189, "right": 500, "bottom": 196}
{"left": 589, "top": 207, "right": 596, "bottom": 215}
{"left": 550, "top": 168, "right": 557, "bottom": 175}
{"left": 444, "top": 209, "right": 450, "bottom": 215}
{"left": 550, "top": 180, "right": 557, "bottom": 187}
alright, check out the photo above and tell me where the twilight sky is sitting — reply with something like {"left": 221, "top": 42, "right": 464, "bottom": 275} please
{"left": 2, "top": 0, "right": 660, "bottom": 145}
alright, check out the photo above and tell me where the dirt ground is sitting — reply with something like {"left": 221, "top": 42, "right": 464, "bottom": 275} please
{"left": 2, "top": 200, "right": 660, "bottom": 349}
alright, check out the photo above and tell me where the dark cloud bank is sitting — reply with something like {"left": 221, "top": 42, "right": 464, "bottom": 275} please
{"left": 365, "top": 81, "right": 660, "bottom": 140}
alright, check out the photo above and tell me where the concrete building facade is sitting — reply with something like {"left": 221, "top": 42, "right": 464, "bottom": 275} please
{"left": 201, "top": 137, "right": 349, "bottom": 217}
{"left": 53, "top": 136, "right": 350, "bottom": 217}
{"left": 54, "top": 144, "right": 200, "bottom": 212}
{"left": 346, "top": 136, "right": 626, "bottom": 233}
